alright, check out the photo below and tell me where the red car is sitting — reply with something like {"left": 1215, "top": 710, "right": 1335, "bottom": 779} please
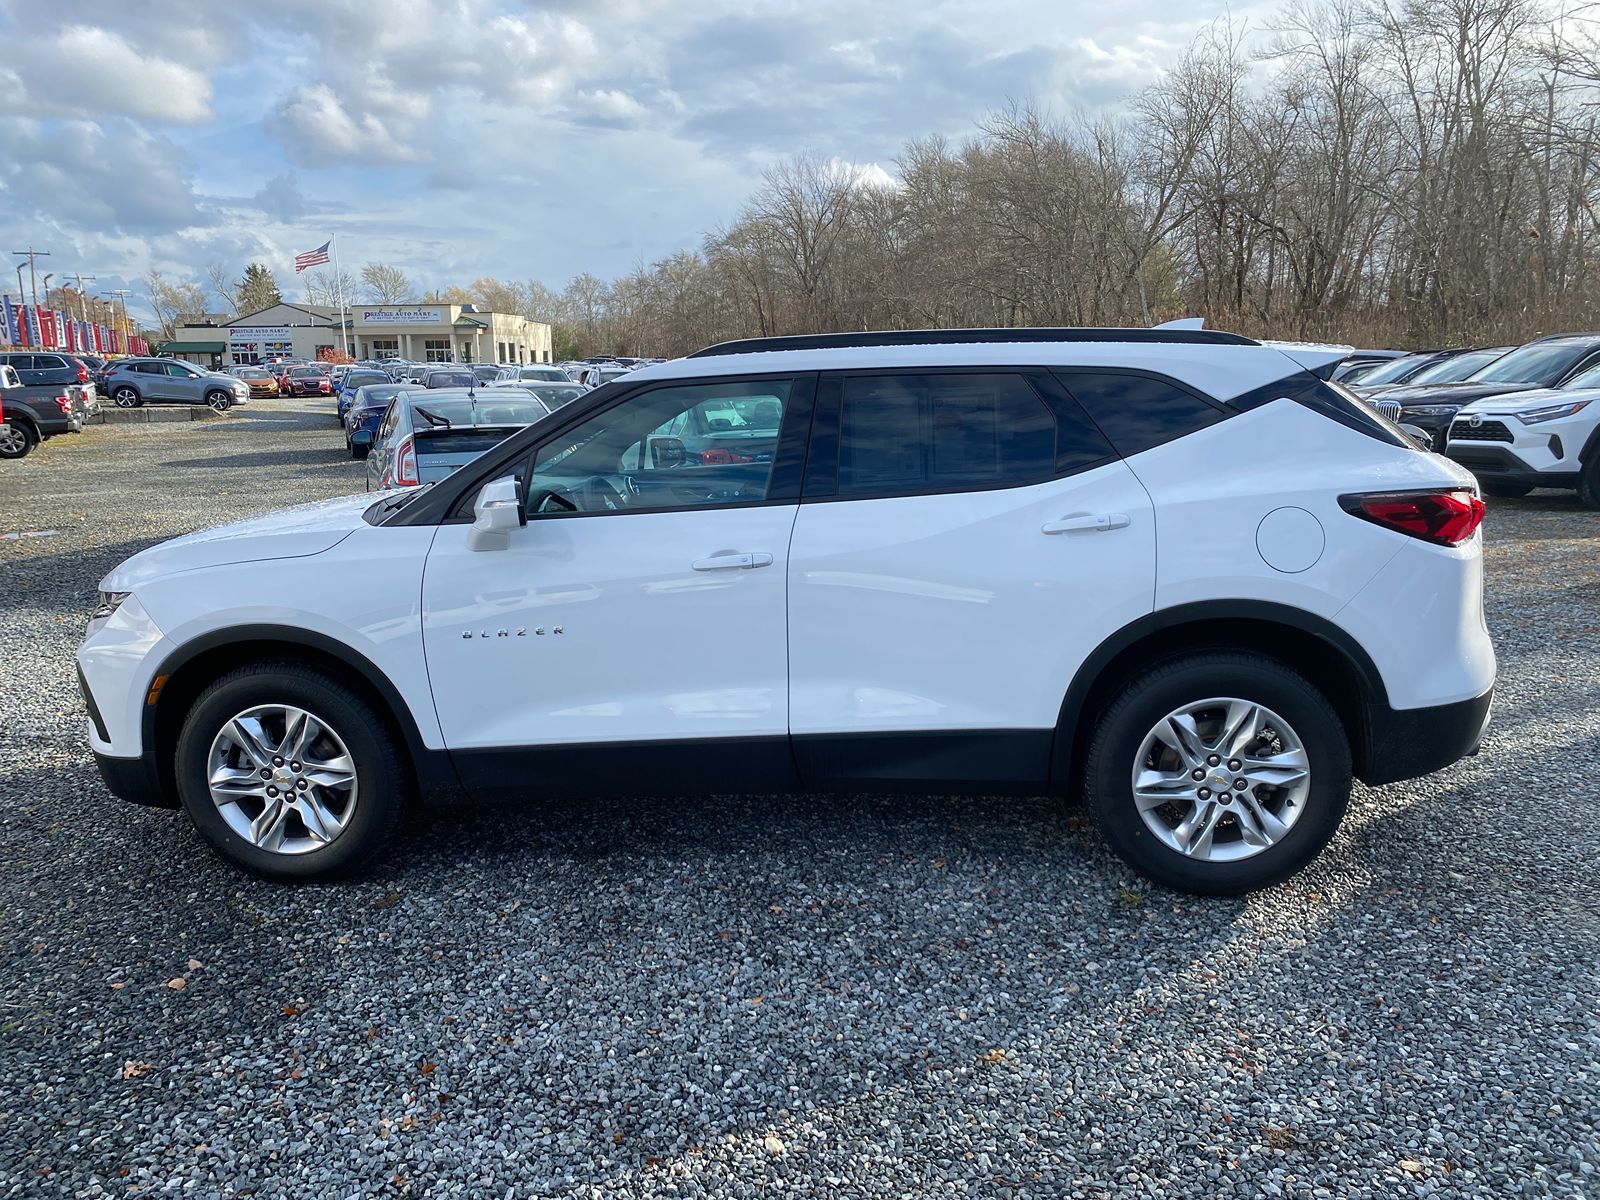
{"left": 281, "top": 365, "right": 333, "bottom": 397}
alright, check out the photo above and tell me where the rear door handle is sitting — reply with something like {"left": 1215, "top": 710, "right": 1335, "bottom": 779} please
{"left": 1041, "top": 512, "right": 1130, "bottom": 535}
{"left": 692, "top": 551, "right": 774, "bottom": 571}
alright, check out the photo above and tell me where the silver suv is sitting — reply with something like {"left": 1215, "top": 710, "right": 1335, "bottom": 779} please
{"left": 105, "top": 358, "right": 249, "bottom": 412}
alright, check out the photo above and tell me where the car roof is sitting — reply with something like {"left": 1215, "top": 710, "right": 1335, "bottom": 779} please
{"left": 623, "top": 335, "right": 1328, "bottom": 404}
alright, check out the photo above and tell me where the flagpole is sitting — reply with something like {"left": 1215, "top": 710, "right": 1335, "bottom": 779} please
{"left": 331, "top": 236, "right": 350, "bottom": 360}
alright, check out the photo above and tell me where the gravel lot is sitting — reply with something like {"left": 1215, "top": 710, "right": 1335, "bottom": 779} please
{"left": 1, "top": 397, "right": 1596, "bottom": 1198}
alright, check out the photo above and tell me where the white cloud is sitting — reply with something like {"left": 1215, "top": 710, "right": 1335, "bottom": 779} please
{"left": 268, "top": 86, "right": 419, "bottom": 165}
{"left": 0, "top": 26, "right": 214, "bottom": 123}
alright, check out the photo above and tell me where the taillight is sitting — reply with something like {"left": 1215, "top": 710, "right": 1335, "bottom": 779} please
{"left": 698, "top": 447, "right": 753, "bottom": 465}
{"left": 394, "top": 437, "right": 418, "bottom": 486}
{"left": 1340, "top": 489, "right": 1485, "bottom": 547}
{"left": 76, "top": 364, "right": 89, "bottom": 382}
{"left": 54, "top": 395, "right": 73, "bottom": 414}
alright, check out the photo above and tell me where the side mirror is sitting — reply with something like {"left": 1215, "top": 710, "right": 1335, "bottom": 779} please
{"left": 1399, "top": 423, "right": 1434, "bottom": 452}
{"left": 466, "top": 474, "right": 525, "bottom": 552}
{"left": 647, "top": 435, "right": 686, "bottom": 469}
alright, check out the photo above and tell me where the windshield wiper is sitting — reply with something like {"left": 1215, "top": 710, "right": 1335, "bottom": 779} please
{"left": 414, "top": 406, "right": 452, "bottom": 428}
{"left": 371, "top": 481, "right": 436, "bottom": 518}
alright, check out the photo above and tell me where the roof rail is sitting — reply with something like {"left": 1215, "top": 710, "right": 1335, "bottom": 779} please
{"left": 687, "top": 327, "right": 1259, "bottom": 357}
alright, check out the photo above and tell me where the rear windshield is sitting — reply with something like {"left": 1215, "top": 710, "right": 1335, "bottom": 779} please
{"left": 416, "top": 431, "right": 519, "bottom": 457}
{"left": 409, "top": 395, "right": 548, "bottom": 427}
{"left": 346, "top": 372, "right": 388, "bottom": 387}
{"left": 425, "top": 371, "right": 476, "bottom": 388}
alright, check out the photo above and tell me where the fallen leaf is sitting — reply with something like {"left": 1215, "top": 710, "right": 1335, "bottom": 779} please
{"left": 122, "top": 1061, "right": 154, "bottom": 1079}
{"left": 371, "top": 891, "right": 403, "bottom": 910}
{"left": 108, "top": 981, "right": 126, "bottom": 991}
{"left": 612, "top": 1131, "right": 624, "bottom": 1146}
{"left": 749, "top": 995, "right": 764, "bottom": 1005}
{"left": 979, "top": 1049, "right": 1008, "bottom": 1066}
{"left": 1399, "top": 1160, "right": 1424, "bottom": 1174}
{"left": 187, "top": 959, "right": 201, "bottom": 971}
{"left": 419, "top": 1061, "right": 436, "bottom": 1075}
{"left": 763, "top": 1134, "right": 785, "bottom": 1155}
{"left": 166, "top": 977, "right": 187, "bottom": 990}
{"left": 282, "top": 1005, "right": 301, "bottom": 1018}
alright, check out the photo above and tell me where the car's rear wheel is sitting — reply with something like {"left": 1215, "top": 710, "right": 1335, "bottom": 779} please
{"left": 1578, "top": 458, "right": 1600, "bottom": 510}
{"left": 1084, "top": 651, "right": 1351, "bottom": 895}
{"left": 112, "top": 386, "right": 142, "bottom": 408}
{"left": 0, "top": 418, "right": 38, "bottom": 459}
{"left": 206, "top": 390, "right": 233, "bottom": 413}
{"left": 1481, "top": 482, "right": 1534, "bottom": 498}
{"left": 175, "top": 662, "right": 407, "bottom": 880}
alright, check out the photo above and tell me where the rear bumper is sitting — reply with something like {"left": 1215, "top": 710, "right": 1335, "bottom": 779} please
{"left": 1361, "top": 686, "right": 1494, "bottom": 786}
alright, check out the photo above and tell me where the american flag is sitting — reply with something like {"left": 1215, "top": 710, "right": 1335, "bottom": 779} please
{"left": 294, "top": 240, "right": 331, "bottom": 273}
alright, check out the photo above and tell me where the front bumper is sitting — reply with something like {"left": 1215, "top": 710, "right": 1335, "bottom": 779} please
{"left": 92, "top": 748, "right": 174, "bottom": 808}
{"left": 1363, "top": 686, "right": 1494, "bottom": 786}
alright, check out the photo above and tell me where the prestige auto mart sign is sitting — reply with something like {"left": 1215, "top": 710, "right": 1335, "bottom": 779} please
{"left": 358, "top": 308, "right": 445, "bottom": 324}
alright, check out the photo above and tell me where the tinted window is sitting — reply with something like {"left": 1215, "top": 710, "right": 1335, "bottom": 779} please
{"left": 834, "top": 373, "right": 1055, "bottom": 495}
{"left": 1470, "top": 341, "right": 1592, "bottom": 385}
{"left": 1054, "top": 371, "right": 1226, "bottom": 457}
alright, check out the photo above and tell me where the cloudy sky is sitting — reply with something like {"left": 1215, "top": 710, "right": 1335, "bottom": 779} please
{"left": 0, "top": 0, "right": 1256, "bottom": 325}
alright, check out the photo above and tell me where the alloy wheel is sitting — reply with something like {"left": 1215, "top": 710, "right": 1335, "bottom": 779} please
{"left": 113, "top": 387, "right": 139, "bottom": 408}
{"left": 0, "top": 426, "right": 28, "bottom": 455}
{"left": 1130, "top": 697, "right": 1311, "bottom": 862}
{"left": 208, "top": 393, "right": 232, "bottom": 413}
{"left": 206, "top": 704, "right": 359, "bottom": 855}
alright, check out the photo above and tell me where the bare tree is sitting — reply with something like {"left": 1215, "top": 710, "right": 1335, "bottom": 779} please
{"left": 360, "top": 262, "right": 412, "bottom": 303}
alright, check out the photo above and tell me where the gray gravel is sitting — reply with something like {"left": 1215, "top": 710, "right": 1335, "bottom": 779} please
{"left": 1, "top": 398, "right": 1596, "bottom": 1198}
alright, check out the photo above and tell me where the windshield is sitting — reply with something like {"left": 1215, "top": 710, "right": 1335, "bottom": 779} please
{"left": 406, "top": 393, "right": 548, "bottom": 427}
{"left": 699, "top": 396, "right": 785, "bottom": 431}
{"left": 1407, "top": 349, "right": 1505, "bottom": 385}
{"left": 519, "top": 367, "right": 568, "bottom": 381}
{"left": 1358, "top": 355, "right": 1431, "bottom": 385}
{"left": 1563, "top": 361, "right": 1600, "bottom": 390}
{"left": 290, "top": 367, "right": 322, "bottom": 378}
{"left": 346, "top": 372, "right": 387, "bottom": 387}
{"left": 239, "top": 369, "right": 270, "bottom": 379}
{"left": 1470, "top": 341, "right": 1591, "bottom": 385}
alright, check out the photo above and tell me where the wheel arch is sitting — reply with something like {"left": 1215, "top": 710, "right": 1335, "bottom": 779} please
{"left": 143, "top": 625, "right": 462, "bottom": 803}
{"left": 1051, "top": 601, "right": 1388, "bottom": 790}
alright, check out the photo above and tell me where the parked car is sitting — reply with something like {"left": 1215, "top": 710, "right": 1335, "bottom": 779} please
{"left": 281, "top": 366, "right": 334, "bottom": 398}
{"left": 574, "top": 363, "right": 632, "bottom": 388}
{"left": 365, "top": 388, "right": 552, "bottom": 489}
{"left": 493, "top": 365, "right": 573, "bottom": 386}
{"left": 342, "top": 383, "right": 409, "bottom": 459}
{"left": 0, "top": 351, "right": 96, "bottom": 417}
{"left": 403, "top": 364, "right": 431, "bottom": 384}
{"left": 1359, "top": 346, "right": 1511, "bottom": 397}
{"left": 103, "top": 358, "right": 250, "bottom": 411}
{"left": 0, "top": 362, "right": 80, "bottom": 458}
{"left": 1345, "top": 348, "right": 1475, "bottom": 395}
{"left": 418, "top": 366, "right": 477, "bottom": 389}
{"left": 335, "top": 369, "right": 393, "bottom": 422}
{"left": 1331, "top": 349, "right": 1408, "bottom": 383}
{"left": 78, "top": 327, "right": 1494, "bottom": 893}
{"left": 1445, "top": 358, "right": 1600, "bottom": 503}
{"left": 470, "top": 364, "right": 501, "bottom": 385}
{"left": 504, "top": 381, "right": 586, "bottom": 411}
{"left": 234, "top": 367, "right": 280, "bottom": 401}
{"left": 1383, "top": 333, "right": 1600, "bottom": 449}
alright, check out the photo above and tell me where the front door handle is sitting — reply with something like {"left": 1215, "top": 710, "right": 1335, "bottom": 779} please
{"left": 692, "top": 551, "right": 774, "bottom": 571}
{"left": 1041, "top": 512, "right": 1130, "bottom": 535}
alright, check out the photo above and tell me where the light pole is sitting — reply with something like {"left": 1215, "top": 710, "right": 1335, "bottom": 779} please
{"left": 111, "top": 288, "right": 131, "bottom": 353}
{"left": 12, "top": 247, "right": 49, "bottom": 308}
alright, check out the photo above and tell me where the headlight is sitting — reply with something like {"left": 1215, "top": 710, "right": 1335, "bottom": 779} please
{"left": 1514, "top": 399, "right": 1591, "bottom": 424}
{"left": 1402, "top": 405, "right": 1461, "bottom": 416}
{"left": 92, "top": 590, "right": 131, "bottom": 622}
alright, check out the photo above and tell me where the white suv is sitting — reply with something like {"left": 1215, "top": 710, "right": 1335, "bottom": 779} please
{"left": 1444, "top": 359, "right": 1600, "bottom": 506}
{"left": 77, "top": 329, "right": 1496, "bottom": 895}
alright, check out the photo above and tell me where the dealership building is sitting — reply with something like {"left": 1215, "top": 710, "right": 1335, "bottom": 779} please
{"left": 165, "top": 302, "right": 553, "bottom": 368}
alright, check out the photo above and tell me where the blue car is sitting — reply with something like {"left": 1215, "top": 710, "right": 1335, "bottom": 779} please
{"left": 335, "top": 369, "right": 394, "bottom": 423}
{"left": 343, "top": 383, "right": 409, "bottom": 459}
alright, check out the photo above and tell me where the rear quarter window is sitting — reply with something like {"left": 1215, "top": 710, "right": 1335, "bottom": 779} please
{"left": 1052, "top": 370, "right": 1228, "bottom": 457}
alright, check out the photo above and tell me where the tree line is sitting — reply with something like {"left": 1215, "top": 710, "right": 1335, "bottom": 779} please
{"left": 147, "top": 0, "right": 1600, "bottom": 356}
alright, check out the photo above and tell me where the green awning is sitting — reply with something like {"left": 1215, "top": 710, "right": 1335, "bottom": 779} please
{"left": 452, "top": 316, "right": 487, "bottom": 327}
{"left": 158, "top": 340, "right": 226, "bottom": 353}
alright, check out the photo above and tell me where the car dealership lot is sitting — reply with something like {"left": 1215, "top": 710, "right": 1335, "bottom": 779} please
{"left": 1, "top": 398, "right": 1596, "bottom": 1196}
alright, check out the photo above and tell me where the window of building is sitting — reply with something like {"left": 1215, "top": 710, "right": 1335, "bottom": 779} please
{"left": 369, "top": 338, "right": 398, "bottom": 359}
{"left": 834, "top": 373, "right": 1056, "bottom": 496}
{"left": 424, "top": 339, "right": 452, "bottom": 363}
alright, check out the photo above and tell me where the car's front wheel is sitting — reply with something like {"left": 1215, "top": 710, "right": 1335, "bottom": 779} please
{"left": 175, "top": 662, "right": 407, "bottom": 880}
{"left": 1579, "top": 458, "right": 1600, "bottom": 510}
{"left": 206, "top": 390, "right": 233, "bottom": 413}
{"left": 1084, "top": 651, "right": 1351, "bottom": 895}
{"left": 112, "top": 386, "right": 142, "bottom": 408}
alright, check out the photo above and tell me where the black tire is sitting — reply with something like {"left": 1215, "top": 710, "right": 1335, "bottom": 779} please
{"left": 0, "top": 418, "right": 38, "bottom": 459}
{"left": 1084, "top": 651, "right": 1352, "bottom": 896}
{"left": 112, "top": 385, "right": 143, "bottom": 408}
{"left": 1579, "top": 458, "right": 1600, "bottom": 510}
{"left": 1481, "top": 482, "right": 1534, "bottom": 498}
{"left": 174, "top": 662, "right": 408, "bottom": 880}
{"left": 206, "top": 390, "right": 233, "bottom": 413}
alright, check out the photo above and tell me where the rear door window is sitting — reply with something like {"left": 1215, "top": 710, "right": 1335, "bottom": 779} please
{"left": 830, "top": 372, "right": 1056, "bottom": 496}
